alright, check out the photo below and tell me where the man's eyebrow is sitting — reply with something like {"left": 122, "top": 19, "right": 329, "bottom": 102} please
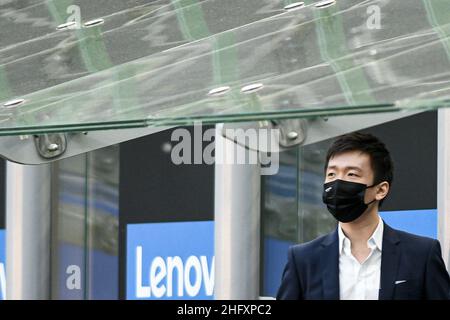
{"left": 326, "top": 165, "right": 362, "bottom": 171}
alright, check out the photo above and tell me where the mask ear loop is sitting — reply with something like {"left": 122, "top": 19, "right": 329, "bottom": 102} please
{"left": 365, "top": 198, "right": 377, "bottom": 206}
{"left": 364, "top": 182, "right": 381, "bottom": 206}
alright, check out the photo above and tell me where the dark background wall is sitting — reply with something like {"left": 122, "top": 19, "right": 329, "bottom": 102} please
{"left": 361, "top": 111, "right": 437, "bottom": 211}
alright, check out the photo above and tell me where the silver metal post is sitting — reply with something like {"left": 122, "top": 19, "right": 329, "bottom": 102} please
{"left": 5, "top": 161, "right": 51, "bottom": 299}
{"left": 214, "top": 124, "right": 261, "bottom": 299}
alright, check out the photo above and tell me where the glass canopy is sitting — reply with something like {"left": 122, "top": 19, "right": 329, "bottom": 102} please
{"left": 1, "top": 0, "right": 450, "bottom": 135}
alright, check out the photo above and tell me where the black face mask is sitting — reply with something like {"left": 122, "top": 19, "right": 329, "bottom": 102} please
{"left": 322, "top": 179, "right": 377, "bottom": 223}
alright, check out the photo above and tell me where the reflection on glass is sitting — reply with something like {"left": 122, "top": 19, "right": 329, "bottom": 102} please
{"left": 261, "top": 141, "right": 336, "bottom": 297}
{"left": 51, "top": 153, "right": 87, "bottom": 299}
{"left": 86, "top": 146, "right": 119, "bottom": 299}
{"left": 51, "top": 145, "right": 119, "bottom": 299}
{"left": 261, "top": 148, "right": 299, "bottom": 298}
{"left": 297, "top": 140, "right": 337, "bottom": 243}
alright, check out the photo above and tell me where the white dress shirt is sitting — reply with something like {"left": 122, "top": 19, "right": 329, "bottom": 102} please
{"left": 338, "top": 217, "right": 384, "bottom": 300}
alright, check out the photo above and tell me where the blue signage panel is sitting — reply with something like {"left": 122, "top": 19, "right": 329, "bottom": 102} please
{"left": 380, "top": 209, "right": 437, "bottom": 239}
{"left": 126, "top": 221, "right": 214, "bottom": 300}
{"left": 0, "top": 230, "right": 5, "bottom": 300}
{"left": 263, "top": 237, "right": 294, "bottom": 298}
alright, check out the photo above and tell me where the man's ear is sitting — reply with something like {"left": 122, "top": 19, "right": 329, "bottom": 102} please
{"left": 375, "top": 181, "right": 390, "bottom": 201}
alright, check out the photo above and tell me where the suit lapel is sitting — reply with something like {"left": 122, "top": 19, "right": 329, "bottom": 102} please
{"left": 320, "top": 229, "right": 340, "bottom": 300}
{"left": 379, "top": 223, "right": 401, "bottom": 300}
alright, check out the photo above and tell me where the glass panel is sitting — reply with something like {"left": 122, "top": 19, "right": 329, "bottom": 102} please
{"left": 261, "top": 145, "right": 336, "bottom": 297}
{"left": 51, "top": 153, "right": 88, "bottom": 299}
{"left": 51, "top": 145, "right": 119, "bottom": 299}
{"left": 1, "top": 0, "right": 450, "bottom": 135}
{"left": 261, "top": 148, "right": 299, "bottom": 297}
{"left": 85, "top": 146, "right": 119, "bottom": 299}
{"left": 0, "top": 160, "right": 5, "bottom": 300}
{"left": 297, "top": 141, "right": 337, "bottom": 243}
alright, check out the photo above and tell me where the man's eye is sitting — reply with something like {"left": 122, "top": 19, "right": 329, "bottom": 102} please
{"left": 327, "top": 172, "right": 335, "bottom": 177}
{"left": 348, "top": 173, "right": 359, "bottom": 177}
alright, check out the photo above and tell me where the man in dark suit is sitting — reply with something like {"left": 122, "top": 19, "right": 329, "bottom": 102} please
{"left": 277, "top": 132, "right": 450, "bottom": 300}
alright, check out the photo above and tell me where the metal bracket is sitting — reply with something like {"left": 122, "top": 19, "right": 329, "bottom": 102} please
{"left": 0, "top": 126, "right": 173, "bottom": 165}
{"left": 272, "top": 118, "right": 308, "bottom": 148}
{"left": 221, "top": 109, "right": 430, "bottom": 152}
{"left": 221, "top": 118, "right": 308, "bottom": 153}
{"left": 34, "top": 133, "right": 67, "bottom": 159}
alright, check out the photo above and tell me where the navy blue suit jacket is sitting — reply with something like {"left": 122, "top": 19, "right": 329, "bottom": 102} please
{"left": 277, "top": 223, "right": 450, "bottom": 300}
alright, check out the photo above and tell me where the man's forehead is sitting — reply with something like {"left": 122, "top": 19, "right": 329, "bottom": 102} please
{"left": 327, "top": 151, "right": 371, "bottom": 169}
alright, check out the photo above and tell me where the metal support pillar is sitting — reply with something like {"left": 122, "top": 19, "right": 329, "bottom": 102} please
{"left": 5, "top": 162, "right": 51, "bottom": 299}
{"left": 214, "top": 124, "right": 261, "bottom": 299}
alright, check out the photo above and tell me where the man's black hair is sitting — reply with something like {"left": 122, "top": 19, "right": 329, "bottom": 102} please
{"left": 324, "top": 132, "right": 394, "bottom": 207}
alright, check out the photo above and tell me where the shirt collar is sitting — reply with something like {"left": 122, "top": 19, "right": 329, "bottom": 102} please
{"left": 338, "top": 217, "right": 384, "bottom": 255}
